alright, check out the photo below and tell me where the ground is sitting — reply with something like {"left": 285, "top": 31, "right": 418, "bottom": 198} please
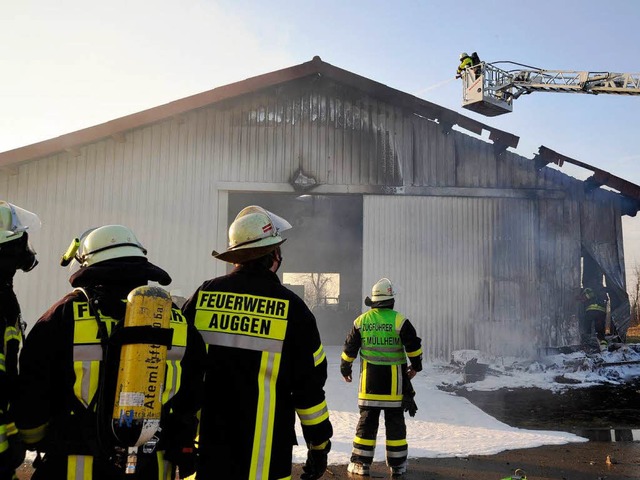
{"left": 18, "top": 443, "right": 640, "bottom": 480}
{"left": 16, "top": 361, "right": 640, "bottom": 479}
{"left": 291, "top": 442, "right": 640, "bottom": 479}
{"left": 454, "top": 384, "right": 640, "bottom": 431}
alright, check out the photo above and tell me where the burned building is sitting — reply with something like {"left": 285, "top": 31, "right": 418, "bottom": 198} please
{"left": 0, "top": 56, "right": 636, "bottom": 359}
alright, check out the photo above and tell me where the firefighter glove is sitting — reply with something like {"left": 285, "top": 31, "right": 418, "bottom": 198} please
{"left": 402, "top": 390, "right": 418, "bottom": 417}
{"left": 165, "top": 445, "right": 197, "bottom": 479}
{"left": 162, "top": 415, "right": 198, "bottom": 478}
{"left": 300, "top": 440, "right": 331, "bottom": 480}
{"left": 339, "top": 360, "right": 352, "bottom": 378}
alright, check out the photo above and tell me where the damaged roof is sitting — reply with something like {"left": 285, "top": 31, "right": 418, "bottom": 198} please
{"left": 1, "top": 55, "right": 638, "bottom": 213}
{"left": 0, "top": 55, "right": 519, "bottom": 166}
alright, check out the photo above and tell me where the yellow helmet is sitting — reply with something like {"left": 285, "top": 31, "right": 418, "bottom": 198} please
{"left": 213, "top": 206, "right": 291, "bottom": 264}
{"left": 0, "top": 201, "right": 41, "bottom": 244}
{"left": 371, "top": 277, "right": 396, "bottom": 302}
{"left": 77, "top": 225, "right": 147, "bottom": 267}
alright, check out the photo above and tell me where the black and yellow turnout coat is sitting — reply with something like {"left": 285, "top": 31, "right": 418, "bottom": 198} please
{"left": 14, "top": 259, "right": 205, "bottom": 480}
{"left": 182, "top": 263, "right": 333, "bottom": 480}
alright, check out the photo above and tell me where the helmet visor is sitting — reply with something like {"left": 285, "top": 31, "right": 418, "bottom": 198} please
{"left": 1, "top": 202, "right": 42, "bottom": 235}
{"left": 266, "top": 210, "right": 292, "bottom": 235}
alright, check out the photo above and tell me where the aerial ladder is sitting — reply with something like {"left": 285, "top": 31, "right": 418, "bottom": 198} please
{"left": 461, "top": 61, "right": 640, "bottom": 117}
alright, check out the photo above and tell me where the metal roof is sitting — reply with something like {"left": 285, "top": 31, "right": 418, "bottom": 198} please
{"left": 0, "top": 55, "right": 519, "bottom": 167}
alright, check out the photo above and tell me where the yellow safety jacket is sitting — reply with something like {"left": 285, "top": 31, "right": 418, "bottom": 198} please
{"left": 457, "top": 56, "right": 473, "bottom": 75}
{"left": 342, "top": 308, "right": 422, "bottom": 408}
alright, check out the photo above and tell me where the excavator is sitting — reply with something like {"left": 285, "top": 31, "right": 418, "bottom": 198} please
{"left": 460, "top": 60, "right": 640, "bottom": 116}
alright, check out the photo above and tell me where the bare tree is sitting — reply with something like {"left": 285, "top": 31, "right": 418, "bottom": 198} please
{"left": 296, "top": 273, "right": 336, "bottom": 310}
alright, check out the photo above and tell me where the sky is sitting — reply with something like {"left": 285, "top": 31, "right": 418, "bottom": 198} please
{"left": 2, "top": 0, "right": 640, "bottom": 280}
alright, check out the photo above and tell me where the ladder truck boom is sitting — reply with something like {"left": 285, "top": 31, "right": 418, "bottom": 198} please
{"left": 461, "top": 62, "right": 640, "bottom": 117}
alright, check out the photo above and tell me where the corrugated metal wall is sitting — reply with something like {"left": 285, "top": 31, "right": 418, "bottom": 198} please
{"left": 363, "top": 195, "right": 547, "bottom": 359}
{"left": 0, "top": 75, "right": 622, "bottom": 358}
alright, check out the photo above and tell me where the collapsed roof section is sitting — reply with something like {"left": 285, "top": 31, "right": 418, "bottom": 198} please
{"left": 534, "top": 146, "right": 640, "bottom": 217}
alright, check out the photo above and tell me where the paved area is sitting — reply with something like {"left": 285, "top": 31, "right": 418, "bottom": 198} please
{"left": 292, "top": 442, "right": 640, "bottom": 479}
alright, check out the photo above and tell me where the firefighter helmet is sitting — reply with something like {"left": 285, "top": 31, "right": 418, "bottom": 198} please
{"left": 582, "top": 287, "right": 594, "bottom": 300}
{"left": 0, "top": 201, "right": 41, "bottom": 244}
{"left": 213, "top": 206, "right": 291, "bottom": 264}
{"left": 77, "top": 225, "right": 147, "bottom": 267}
{"left": 370, "top": 277, "right": 396, "bottom": 302}
{"left": 459, "top": 52, "right": 469, "bottom": 60}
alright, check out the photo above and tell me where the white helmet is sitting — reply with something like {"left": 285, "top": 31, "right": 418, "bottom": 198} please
{"left": 77, "top": 225, "right": 147, "bottom": 267}
{"left": 460, "top": 52, "right": 469, "bottom": 60}
{"left": 0, "top": 201, "right": 41, "bottom": 244}
{"left": 371, "top": 277, "right": 395, "bottom": 302}
{"left": 214, "top": 206, "right": 292, "bottom": 264}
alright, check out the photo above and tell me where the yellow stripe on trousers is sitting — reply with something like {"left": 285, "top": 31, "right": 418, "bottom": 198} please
{"left": 250, "top": 351, "right": 282, "bottom": 480}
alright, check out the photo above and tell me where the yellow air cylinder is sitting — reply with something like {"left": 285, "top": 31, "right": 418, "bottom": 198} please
{"left": 112, "top": 286, "right": 171, "bottom": 447}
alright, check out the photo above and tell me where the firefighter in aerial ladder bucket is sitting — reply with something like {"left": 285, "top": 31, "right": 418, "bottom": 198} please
{"left": 182, "top": 205, "right": 333, "bottom": 480}
{"left": 15, "top": 224, "right": 206, "bottom": 480}
{"left": 456, "top": 52, "right": 481, "bottom": 80}
{"left": 0, "top": 201, "right": 39, "bottom": 480}
{"left": 341, "top": 278, "right": 423, "bottom": 477}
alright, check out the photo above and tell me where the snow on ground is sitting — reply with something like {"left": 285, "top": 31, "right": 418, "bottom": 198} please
{"left": 442, "top": 344, "right": 640, "bottom": 392}
{"left": 290, "top": 345, "right": 640, "bottom": 465}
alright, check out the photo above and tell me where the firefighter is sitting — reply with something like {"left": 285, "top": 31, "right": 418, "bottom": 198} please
{"left": 0, "top": 202, "right": 39, "bottom": 480}
{"left": 456, "top": 52, "right": 481, "bottom": 80}
{"left": 579, "top": 286, "right": 609, "bottom": 350}
{"left": 341, "top": 278, "right": 422, "bottom": 477}
{"left": 182, "top": 205, "right": 333, "bottom": 480}
{"left": 14, "top": 224, "right": 206, "bottom": 480}
{"left": 456, "top": 52, "right": 474, "bottom": 79}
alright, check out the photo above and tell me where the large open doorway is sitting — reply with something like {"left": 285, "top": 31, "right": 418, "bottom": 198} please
{"left": 228, "top": 193, "right": 363, "bottom": 345}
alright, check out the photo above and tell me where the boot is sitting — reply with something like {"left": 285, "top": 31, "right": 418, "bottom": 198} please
{"left": 347, "top": 462, "right": 370, "bottom": 476}
{"left": 390, "top": 461, "right": 407, "bottom": 476}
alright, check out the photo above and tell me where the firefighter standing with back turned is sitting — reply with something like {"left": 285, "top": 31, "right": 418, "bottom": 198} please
{"left": 14, "top": 224, "right": 206, "bottom": 480}
{"left": 182, "top": 205, "right": 333, "bottom": 480}
{"left": 0, "top": 202, "right": 40, "bottom": 480}
{"left": 341, "top": 278, "right": 422, "bottom": 477}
